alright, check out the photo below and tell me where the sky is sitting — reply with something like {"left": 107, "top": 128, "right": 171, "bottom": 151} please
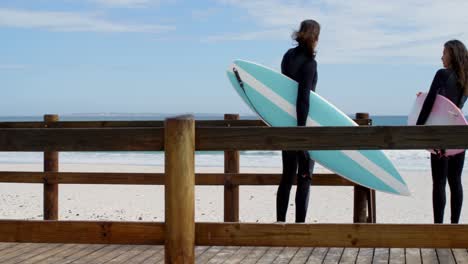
{"left": 1, "top": 0, "right": 467, "bottom": 116}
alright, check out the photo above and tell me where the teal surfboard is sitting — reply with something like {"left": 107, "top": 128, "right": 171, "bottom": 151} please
{"left": 226, "top": 59, "right": 410, "bottom": 196}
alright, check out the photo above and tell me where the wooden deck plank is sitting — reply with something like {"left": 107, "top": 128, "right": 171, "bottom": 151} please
{"left": 240, "top": 247, "right": 269, "bottom": 264}
{"left": 141, "top": 247, "right": 165, "bottom": 264}
{"left": 339, "top": 248, "right": 359, "bottom": 264}
{"left": 157, "top": 246, "right": 208, "bottom": 264}
{"left": 256, "top": 247, "right": 284, "bottom": 264}
{"left": 452, "top": 249, "right": 468, "bottom": 264}
{"left": 372, "top": 248, "right": 389, "bottom": 264}
{"left": 356, "top": 248, "right": 373, "bottom": 264}
{"left": 36, "top": 244, "right": 104, "bottom": 264}
{"left": 323, "top": 247, "right": 344, "bottom": 264}
{"left": 405, "top": 248, "right": 422, "bottom": 264}
{"left": 289, "top": 248, "right": 314, "bottom": 264}
{"left": 3, "top": 243, "right": 61, "bottom": 264}
{"left": 196, "top": 246, "right": 224, "bottom": 263}
{"left": 421, "top": 248, "right": 438, "bottom": 264}
{"left": 125, "top": 246, "right": 162, "bottom": 264}
{"left": 0, "top": 242, "right": 18, "bottom": 251}
{"left": 79, "top": 245, "right": 134, "bottom": 264}
{"left": 272, "top": 247, "right": 299, "bottom": 264}
{"left": 195, "top": 246, "right": 210, "bottom": 257}
{"left": 2, "top": 244, "right": 468, "bottom": 264}
{"left": 0, "top": 243, "right": 34, "bottom": 258}
{"left": 306, "top": 247, "right": 329, "bottom": 263}
{"left": 105, "top": 245, "right": 153, "bottom": 264}
{"left": 0, "top": 243, "right": 24, "bottom": 256}
{"left": 241, "top": 247, "right": 268, "bottom": 264}
{"left": 389, "top": 248, "right": 405, "bottom": 264}
{"left": 223, "top": 246, "right": 254, "bottom": 264}
{"left": 207, "top": 246, "right": 240, "bottom": 264}
{"left": 0, "top": 243, "right": 44, "bottom": 262}
{"left": 47, "top": 244, "right": 107, "bottom": 264}
{"left": 68, "top": 245, "right": 127, "bottom": 264}
{"left": 436, "top": 248, "right": 456, "bottom": 264}
{"left": 19, "top": 243, "right": 76, "bottom": 264}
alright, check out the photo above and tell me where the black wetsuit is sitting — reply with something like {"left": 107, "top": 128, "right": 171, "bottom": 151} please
{"left": 417, "top": 68, "right": 466, "bottom": 223}
{"left": 276, "top": 45, "right": 317, "bottom": 223}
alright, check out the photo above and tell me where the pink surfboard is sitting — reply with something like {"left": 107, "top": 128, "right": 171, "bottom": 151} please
{"left": 408, "top": 92, "right": 467, "bottom": 156}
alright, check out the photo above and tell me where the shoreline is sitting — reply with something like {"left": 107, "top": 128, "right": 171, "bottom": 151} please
{"left": 0, "top": 163, "right": 466, "bottom": 224}
{"left": 0, "top": 149, "right": 436, "bottom": 172}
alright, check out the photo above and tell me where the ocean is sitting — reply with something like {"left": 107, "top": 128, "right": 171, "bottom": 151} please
{"left": 0, "top": 114, "right": 455, "bottom": 171}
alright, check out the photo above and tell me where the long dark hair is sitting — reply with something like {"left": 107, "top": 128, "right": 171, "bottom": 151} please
{"left": 292, "top": 20, "right": 320, "bottom": 57}
{"left": 444, "top": 40, "right": 468, "bottom": 95}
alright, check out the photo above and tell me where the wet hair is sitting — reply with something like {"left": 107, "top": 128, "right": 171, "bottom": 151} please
{"left": 292, "top": 19, "right": 320, "bottom": 57}
{"left": 444, "top": 40, "right": 468, "bottom": 94}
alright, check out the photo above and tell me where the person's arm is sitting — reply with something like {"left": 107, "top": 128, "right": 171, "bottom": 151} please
{"left": 297, "top": 60, "right": 317, "bottom": 126}
{"left": 281, "top": 54, "right": 287, "bottom": 75}
{"left": 416, "top": 69, "right": 447, "bottom": 125}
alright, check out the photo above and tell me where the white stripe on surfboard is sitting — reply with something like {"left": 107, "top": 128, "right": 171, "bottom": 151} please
{"left": 231, "top": 64, "right": 410, "bottom": 196}
{"left": 342, "top": 150, "right": 410, "bottom": 195}
{"left": 228, "top": 65, "right": 319, "bottom": 126}
{"left": 233, "top": 60, "right": 360, "bottom": 126}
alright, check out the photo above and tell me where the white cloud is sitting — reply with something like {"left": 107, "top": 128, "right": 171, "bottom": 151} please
{"left": 212, "top": 0, "right": 468, "bottom": 64}
{"left": 0, "top": 8, "right": 175, "bottom": 33}
{"left": 0, "top": 64, "right": 27, "bottom": 70}
{"left": 203, "top": 28, "right": 288, "bottom": 42}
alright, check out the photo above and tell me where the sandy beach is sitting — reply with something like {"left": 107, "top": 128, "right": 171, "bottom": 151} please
{"left": 1, "top": 162, "right": 466, "bottom": 224}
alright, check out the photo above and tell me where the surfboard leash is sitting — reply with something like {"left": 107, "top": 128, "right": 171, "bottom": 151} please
{"left": 233, "top": 67, "right": 253, "bottom": 102}
{"left": 233, "top": 67, "right": 244, "bottom": 89}
{"left": 232, "top": 66, "right": 265, "bottom": 123}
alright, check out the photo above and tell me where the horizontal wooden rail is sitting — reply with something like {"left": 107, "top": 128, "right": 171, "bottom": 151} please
{"left": 0, "top": 128, "right": 164, "bottom": 151}
{"left": 0, "top": 172, "right": 354, "bottom": 186}
{"left": 0, "top": 118, "right": 370, "bottom": 129}
{"left": 197, "top": 125, "right": 468, "bottom": 150}
{"left": 0, "top": 120, "right": 265, "bottom": 128}
{"left": 196, "top": 223, "right": 468, "bottom": 248}
{"left": 0, "top": 220, "right": 164, "bottom": 244}
{"left": 1, "top": 220, "right": 467, "bottom": 248}
{"left": 1, "top": 125, "right": 468, "bottom": 151}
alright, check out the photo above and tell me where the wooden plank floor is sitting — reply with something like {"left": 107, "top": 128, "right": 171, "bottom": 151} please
{"left": 0, "top": 243, "right": 467, "bottom": 263}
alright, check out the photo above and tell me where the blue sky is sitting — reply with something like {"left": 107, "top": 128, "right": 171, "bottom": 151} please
{"left": 1, "top": 0, "right": 467, "bottom": 116}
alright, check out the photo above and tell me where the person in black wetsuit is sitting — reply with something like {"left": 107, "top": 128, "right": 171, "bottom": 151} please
{"left": 416, "top": 39, "right": 468, "bottom": 223}
{"left": 276, "top": 20, "right": 320, "bottom": 223}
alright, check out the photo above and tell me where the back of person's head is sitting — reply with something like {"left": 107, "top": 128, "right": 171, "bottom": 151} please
{"left": 292, "top": 19, "right": 320, "bottom": 57}
{"left": 444, "top": 39, "right": 468, "bottom": 94}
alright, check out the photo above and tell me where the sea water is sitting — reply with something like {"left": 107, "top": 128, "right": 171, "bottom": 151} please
{"left": 0, "top": 114, "right": 455, "bottom": 171}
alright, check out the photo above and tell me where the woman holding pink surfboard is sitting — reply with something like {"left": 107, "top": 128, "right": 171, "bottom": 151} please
{"left": 416, "top": 40, "right": 468, "bottom": 223}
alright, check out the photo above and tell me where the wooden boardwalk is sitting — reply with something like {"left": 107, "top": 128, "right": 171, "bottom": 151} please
{"left": 0, "top": 243, "right": 467, "bottom": 263}
{"left": 2, "top": 119, "right": 468, "bottom": 263}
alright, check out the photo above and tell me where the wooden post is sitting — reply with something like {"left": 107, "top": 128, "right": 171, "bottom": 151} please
{"left": 165, "top": 115, "right": 195, "bottom": 264}
{"left": 366, "top": 116, "right": 377, "bottom": 223}
{"left": 367, "top": 189, "right": 376, "bottom": 223}
{"left": 44, "top": 114, "right": 59, "bottom": 220}
{"left": 353, "top": 113, "right": 369, "bottom": 223}
{"left": 224, "top": 114, "right": 240, "bottom": 222}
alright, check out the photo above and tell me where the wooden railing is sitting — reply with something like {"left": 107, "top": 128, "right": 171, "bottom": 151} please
{"left": 1, "top": 114, "right": 468, "bottom": 263}
{"left": 0, "top": 113, "right": 375, "bottom": 223}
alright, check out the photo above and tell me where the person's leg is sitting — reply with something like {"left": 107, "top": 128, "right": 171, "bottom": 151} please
{"left": 447, "top": 151, "right": 465, "bottom": 223}
{"left": 276, "top": 150, "right": 297, "bottom": 222}
{"left": 295, "top": 151, "right": 314, "bottom": 223}
{"left": 431, "top": 154, "right": 448, "bottom": 223}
